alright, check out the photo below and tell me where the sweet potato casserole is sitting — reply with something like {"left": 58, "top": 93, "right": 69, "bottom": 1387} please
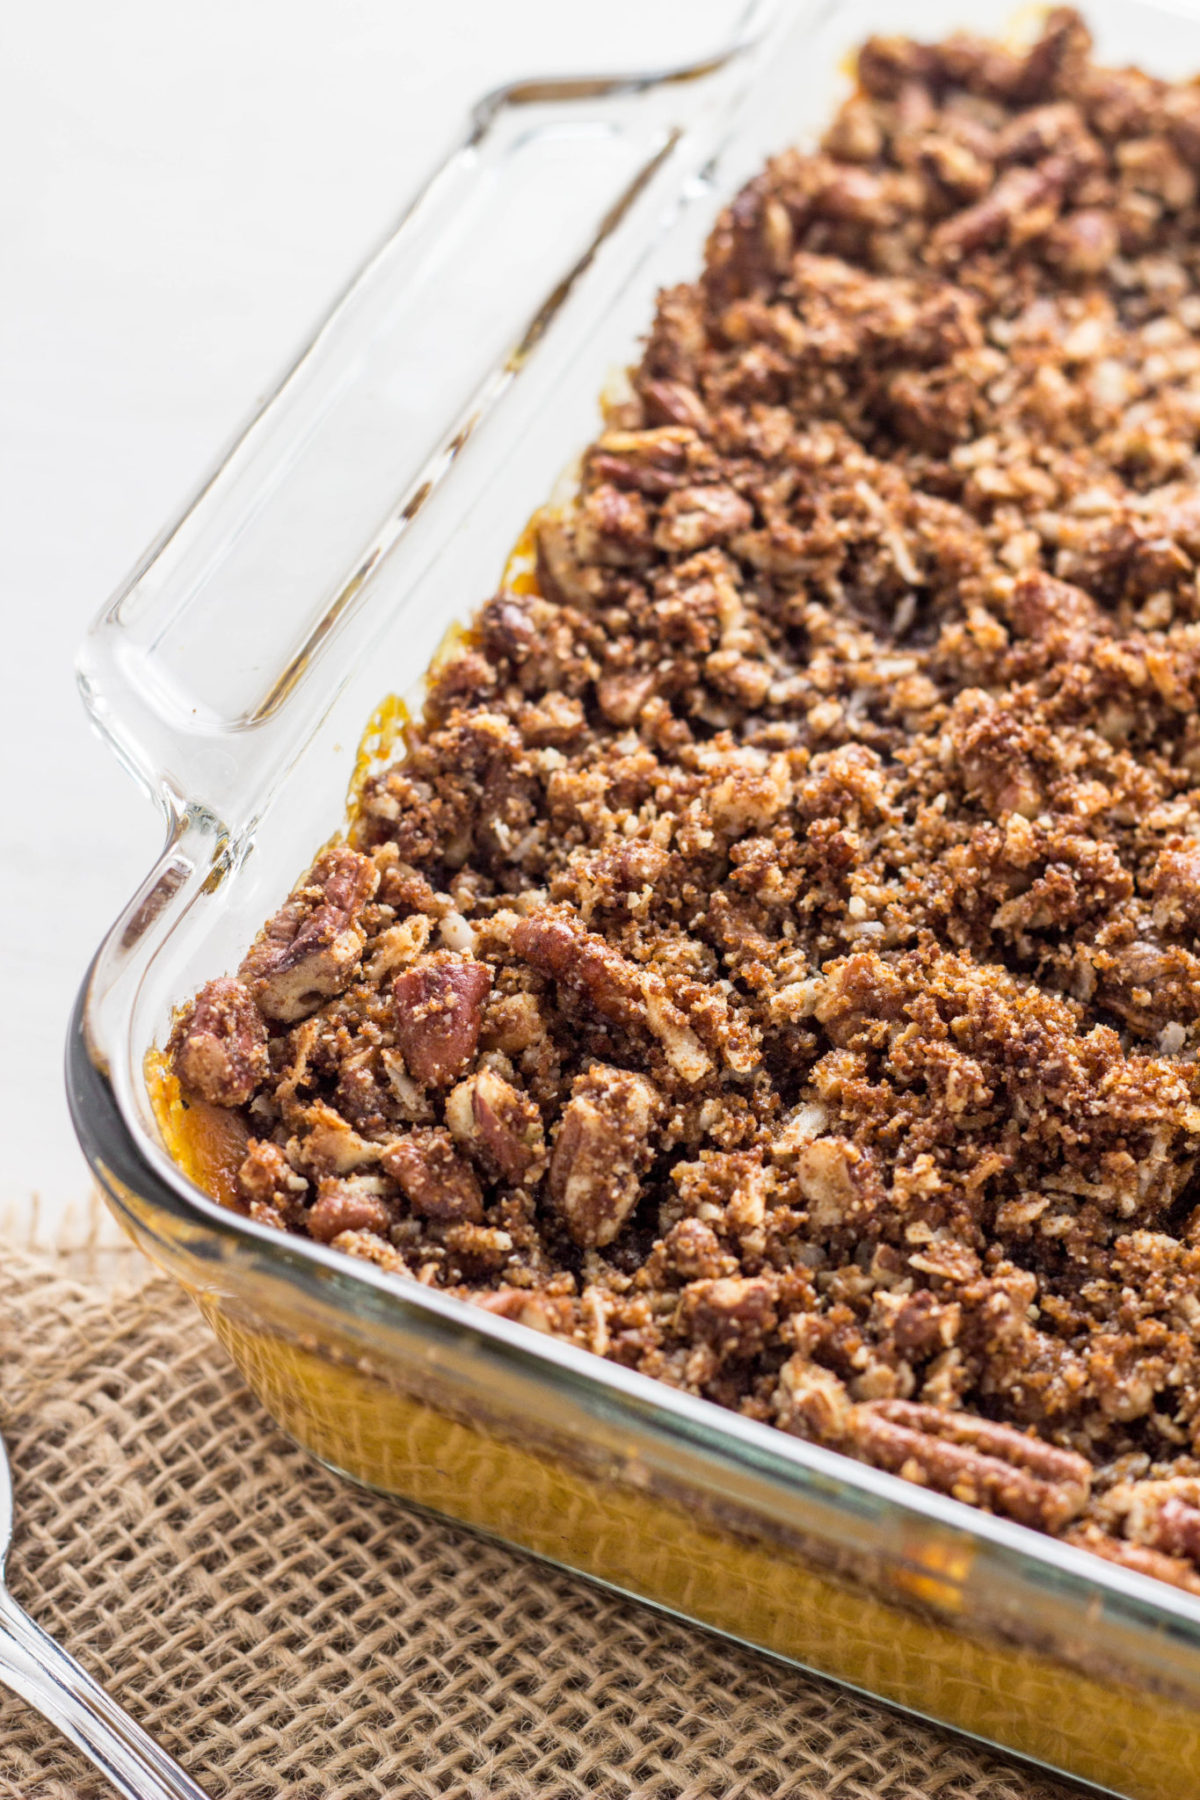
{"left": 171, "top": 9, "right": 1200, "bottom": 1590}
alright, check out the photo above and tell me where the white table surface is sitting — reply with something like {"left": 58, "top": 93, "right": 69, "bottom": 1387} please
{"left": 0, "top": 0, "right": 745, "bottom": 1251}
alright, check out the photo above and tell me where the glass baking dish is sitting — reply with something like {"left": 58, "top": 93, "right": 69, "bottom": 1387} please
{"left": 66, "top": 1, "right": 1200, "bottom": 1792}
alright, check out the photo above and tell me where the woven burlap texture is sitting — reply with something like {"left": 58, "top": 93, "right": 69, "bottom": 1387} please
{"left": 0, "top": 1247, "right": 1077, "bottom": 1800}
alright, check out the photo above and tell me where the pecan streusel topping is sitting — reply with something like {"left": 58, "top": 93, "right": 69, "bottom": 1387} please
{"left": 171, "top": 10, "right": 1200, "bottom": 1586}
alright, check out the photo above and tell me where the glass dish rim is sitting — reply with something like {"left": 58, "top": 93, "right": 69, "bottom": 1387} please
{"left": 66, "top": 0, "right": 1200, "bottom": 1671}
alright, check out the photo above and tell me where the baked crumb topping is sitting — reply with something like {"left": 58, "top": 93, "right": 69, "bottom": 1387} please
{"left": 171, "top": 9, "right": 1200, "bottom": 1588}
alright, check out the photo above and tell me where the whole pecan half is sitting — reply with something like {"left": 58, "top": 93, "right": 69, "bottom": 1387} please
{"left": 549, "top": 1064, "right": 662, "bottom": 1248}
{"left": 512, "top": 911, "right": 644, "bottom": 1026}
{"left": 778, "top": 1363, "right": 1090, "bottom": 1532}
{"left": 170, "top": 976, "right": 268, "bottom": 1107}
{"left": 850, "top": 1400, "right": 1092, "bottom": 1532}
{"left": 392, "top": 952, "right": 492, "bottom": 1086}
{"left": 513, "top": 908, "right": 710, "bottom": 1081}
{"left": 239, "top": 846, "right": 379, "bottom": 1023}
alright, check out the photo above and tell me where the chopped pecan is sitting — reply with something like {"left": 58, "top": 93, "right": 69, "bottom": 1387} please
{"left": 856, "top": 36, "right": 938, "bottom": 101}
{"left": 378, "top": 1047, "right": 435, "bottom": 1123}
{"left": 588, "top": 839, "right": 670, "bottom": 894}
{"left": 995, "top": 101, "right": 1088, "bottom": 166}
{"left": 1057, "top": 513, "right": 1195, "bottom": 604}
{"left": 442, "top": 1221, "right": 515, "bottom": 1273}
{"left": 535, "top": 514, "right": 603, "bottom": 607}
{"left": 639, "top": 378, "right": 712, "bottom": 434}
{"left": 587, "top": 427, "right": 695, "bottom": 495}
{"left": 469, "top": 1288, "right": 574, "bottom": 1334}
{"left": 822, "top": 94, "right": 885, "bottom": 163}
{"left": 654, "top": 484, "right": 754, "bottom": 554}
{"left": 849, "top": 1401, "right": 1091, "bottom": 1531}
{"left": 774, "top": 1357, "right": 856, "bottom": 1442}
{"left": 931, "top": 161, "right": 1065, "bottom": 262}
{"left": 1165, "top": 82, "right": 1200, "bottom": 165}
{"left": 1118, "top": 136, "right": 1197, "bottom": 209}
{"left": 1105, "top": 1477, "right": 1200, "bottom": 1565}
{"left": 170, "top": 977, "right": 268, "bottom": 1107}
{"left": 1151, "top": 1495, "right": 1200, "bottom": 1562}
{"left": 480, "top": 990, "right": 546, "bottom": 1056}
{"left": 1044, "top": 207, "right": 1120, "bottom": 274}
{"left": 658, "top": 1217, "right": 733, "bottom": 1282}
{"left": 885, "top": 368, "right": 977, "bottom": 454}
{"left": 292, "top": 1100, "right": 381, "bottom": 1178}
{"left": 392, "top": 952, "right": 492, "bottom": 1086}
{"left": 517, "top": 692, "right": 586, "bottom": 748}
{"left": 478, "top": 593, "right": 536, "bottom": 662}
{"left": 549, "top": 1064, "right": 662, "bottom": 1248}
{"left": 920, "top": 134, "right": 992, "bottom": 203}
{"left": 679, "top": 1277, "right": 777, "bottom": 1361}
{"left": 306, "top": 1177, "right": 393, "bottom": 1245}
{"left": 574, "top": 485, "right": 652, "bottom": 567}
{"left": 1065, "top": 1525, "right": 1200, "bottom": 1596}
{"left": 381, "top": 1128, "right": 484, "bottom": 1223}
{"left": 476, "top": 594, "right": 591, "bottom": 696}
{"left": 1009, "top": 6, "right": 1092, "bottom": 102}
{"left": 704, "top": 757, "right": 791, "bottom": 836}
{"left": 1151, "top": 845, "right": 1200, "bottom": 935}
{"left": 596, "top": 667, "right": 659, "bottom": 725}
{"left": 793, "top": 1136, "right": 881, "bottom": 1234}
{"left": 445, "top": 1067, "right": 547, "bottom": 1185}
{"left": 239, "top": 847, "right": 379, "bottom": 1023}
{"left": 884, "top": 1288, "right": 961, "bottom": 1359}
{"left": 703, "top": 177, "right": 795, "bottom": 305}
{"left": 334, "top": 1049, "right": 400, "bottom": 1136}
{"left": 236, "top": 1137, "right": 308, "bottom": 1227}
{"left": 1095, "top": 939, "right": 1200, "bottom": 1036}
{"left": 812, "top": 163, "right": 904, "bottom": 226}
{"left": 1007, "top": 569, "right": 1107, "bottom": 659}
{"left": 334, "top": 1230, "right": 411, "bottom": 1276}
{"left": 429, "top": 649, "right": 496, "bottom": 711}
{"left": 945, "top": 693, "right": 1045, "bottom": 821}
{"left": 642, "top": 983, "right": 712, "bottom": 1082}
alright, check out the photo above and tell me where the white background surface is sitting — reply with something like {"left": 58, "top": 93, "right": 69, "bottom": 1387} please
{"left": 0, "top": 1, "right": 743, "bottom": 1235}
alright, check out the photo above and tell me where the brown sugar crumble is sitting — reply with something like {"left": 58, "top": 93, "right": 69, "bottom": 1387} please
{"left": 171, "top": 10, "right": 1200, "bottom": 1588}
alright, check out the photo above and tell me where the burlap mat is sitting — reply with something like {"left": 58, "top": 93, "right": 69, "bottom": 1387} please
{"left": 0, "top": 1243, "right": 1081, "bottom": 1800}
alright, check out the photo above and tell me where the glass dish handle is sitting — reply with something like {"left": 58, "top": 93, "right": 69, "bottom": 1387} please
{"left": 75, "top": 20, "right": 769, "bottom": 833}
{"left": 0, "top": 1588, "right": 212, "bottom": 1800}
